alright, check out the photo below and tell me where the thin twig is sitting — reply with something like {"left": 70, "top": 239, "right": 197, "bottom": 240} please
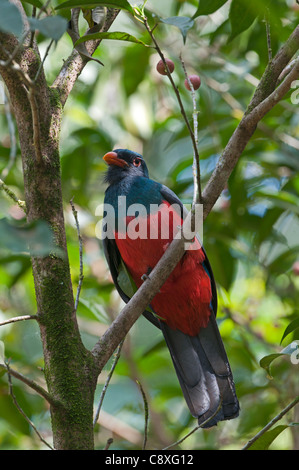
{"left": 1, "top": 31, "right": 30, "bottom": 70}
{"left": 0, "top": 50, "right": 43, "bottom": 165}
{"left": 143, "top": 17, "right": 201, "bottom": 199}
{"left": 0, "top": 314, "right": 37, "bottom": 327}
{"left": 28, "top": 88, "right": 43, "bottom": 164}
{"left": 264, "top": 10, "right": 272, "bottom": 62}
{"left": 206, "top": 74, "right": 299, "bottom": 151}
{"left": 242, "top": 395, "right": 299, "bottom": 450}
{"left": 0, "top": 177, "right": 27, "bottom": 213}
{"left": 0, "top": 57, "right": 33, "bottom": 88}
{"left": 70, "top": 198, "right": 84, "bottom": 313}
{"left": 93, "top": 339, "right": 124, "bottom": 427}
{"left": 53, "top": 9, "right": 120, "bottom": 107}
{"left": 245, "top": 57, "right": 299, "bottom": 122}
{"left": 29, "top": 6, "right": 37, "bottom": 48}
{"left": 1, "top": 362, "right": 57, "bottom": 406}
{"left": 34, "top": 39, "right": 54, "bottom": 83}
{"left": 5, "top": 360, "right": 54, "bottom": 450}
{"left": 179, "top": 54, "right": 201, "bottom": 206}
{"left": 1, "top": 91, "right": 17, "bottom": 180}
{"left": 162, "top": 398, "right": 223, "bottom": 450}
{"left": 136, "top": 380, "right": 149, "bottom": 450}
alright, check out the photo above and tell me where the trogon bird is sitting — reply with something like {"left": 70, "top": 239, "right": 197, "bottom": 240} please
{"left": 102, "top": 148, "right": 239, "bottom": 427}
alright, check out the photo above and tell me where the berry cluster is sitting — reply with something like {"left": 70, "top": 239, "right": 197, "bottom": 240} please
{"left": 156, "top": 58, "right": 201, "bottom": 91}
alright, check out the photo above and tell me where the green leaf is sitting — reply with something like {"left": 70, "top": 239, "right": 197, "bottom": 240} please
{"left": 266, "top": 245, "right": 299, "bottom": 275}
{"left": 160, "top": 16, "right": 194, "bottom": 43}
{"left": 247, "top": 425, "right": 290, "bottom": 450}
{"left": 260, "top": 342, "right": 299, "bottom": 376}
{"left": 255, "top": 190, "right": 299, "bottom": 215}
{"left": 55, "top": 0, "right": 134, "bottom": 15}
{"left": 0, "top": 0, "right": 24, "bottom": 38}
{"left": 0, "top": 218, "right": 63, "bottom": 257}
{"left": 281, "top": 317, "right": 299, "bottom": 344}
{"left": 229, "top": 0, "right": 257, "bottom": 41}
{"left": 193, "top": 0, "right": 229, "bottom": 17}
{"left": 122, "top": 42, "right": 151, "bottom": 97}
{"left": 78, "top": 298, "right": 109, "bottom": 324}
{"left": 117, "top": 258, "right": 137, "bottom": 298}
{"left": 21, "top": 0, "right": 43, "bottom": 8}
{"left": 74, "top": 31, "right": 150, "bottom": 47}
{"left": 28, "top": 16, "right": 68, "bottom": 42}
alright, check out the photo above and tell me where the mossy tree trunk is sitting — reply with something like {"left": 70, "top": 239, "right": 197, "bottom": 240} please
{"left": 1, "top": 2, "right": 299, "bottom": 451}
{"left": 0, "top": 6, "right": 119, "bottom": 450}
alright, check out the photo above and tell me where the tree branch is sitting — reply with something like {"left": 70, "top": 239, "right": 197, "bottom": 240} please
{"left": 52, "top": 8, "right": 120, "bottom": 107}
{"left": 180, "top": 54, "right": 201, "bottom": 207}
{"left": 202, "top": 25, "right": 299, "bottom": 219}
{"left": 0, "top": 2, "right": 48, "bottom": 167}
{"left": 0, "top": 314, "right": 36, "bottom": 326}
{"left": 1, "top": 361, "right": 57, "bottom": 407}
{"left": 248, "top": 25, "right": 299, "bottom": 111}
{"left": 0, "top": 55, "right": 43, "bottom": 165}
{"left": 247, "top": 58, "right": 299, "bottom": 121}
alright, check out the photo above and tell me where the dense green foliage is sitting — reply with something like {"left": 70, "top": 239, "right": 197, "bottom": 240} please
{"left": 0, "top": 0, "right": 299, "bottom": 450}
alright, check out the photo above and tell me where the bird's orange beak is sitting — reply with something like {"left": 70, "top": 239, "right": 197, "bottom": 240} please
{"left": 103, "top": 151, "right": 128, "bottom": 168}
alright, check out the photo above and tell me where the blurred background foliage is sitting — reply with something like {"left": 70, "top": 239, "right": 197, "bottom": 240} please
{"left": 0, "top": 0, "right": 299, "bottom": 450}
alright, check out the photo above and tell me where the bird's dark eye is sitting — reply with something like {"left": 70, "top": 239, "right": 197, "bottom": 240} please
{"left": 133, "top": 158, "right": 141, "bottom": 167}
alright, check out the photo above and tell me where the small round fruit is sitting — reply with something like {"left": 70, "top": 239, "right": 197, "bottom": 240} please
{"left": 156, "top": 58, "right": 175, "bottom": 75}
{"left": 292, "top": 260, "right": 299, "bottom": 276}
{"left": 184, "top": 74, "right": 201, "bottom": 91}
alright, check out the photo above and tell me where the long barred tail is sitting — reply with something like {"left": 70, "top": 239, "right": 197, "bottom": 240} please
{"left": 160, "top": 314, "right": 239, "bottom": 427}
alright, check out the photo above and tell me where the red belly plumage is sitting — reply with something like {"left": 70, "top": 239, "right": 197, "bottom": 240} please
{"left": 114, "top": 201, "right": 212, "bottom": 336}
